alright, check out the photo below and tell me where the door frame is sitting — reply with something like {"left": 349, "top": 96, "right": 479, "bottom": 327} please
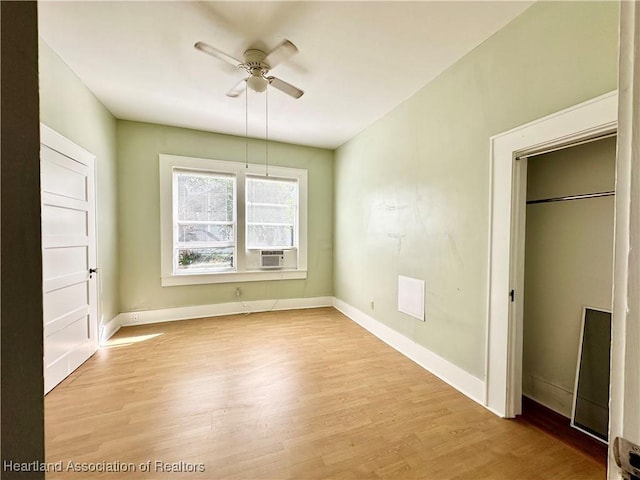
{"left": 608, "top": 3, "right": 640, "bottom": 477}
{"left": 485, "top": 91, "right": 618, "bottom": 418}
{"left": 40, "top": 123, "right": 100, "bottom": 355}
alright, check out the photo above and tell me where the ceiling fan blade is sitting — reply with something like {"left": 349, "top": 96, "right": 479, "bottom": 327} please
{"left": 264, "top": 39, "right": 298, "bottom": 68}
{"left": 194, "top": 41, "right": 242, "bottom": 68}
{"left": 267, "top": 76, "right": 304, "bottom": 99}
{"left": 226, "top": 78, "right": 248, "bottom": 97}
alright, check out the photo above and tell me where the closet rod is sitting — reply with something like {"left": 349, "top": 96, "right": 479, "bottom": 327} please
{"left": 527, "top": 190, "right": 615, "bottom": 205}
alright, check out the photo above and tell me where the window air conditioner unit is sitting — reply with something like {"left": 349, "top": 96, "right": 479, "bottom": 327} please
{"left": 260, "top": 250, "right": 284, "bottom": 269}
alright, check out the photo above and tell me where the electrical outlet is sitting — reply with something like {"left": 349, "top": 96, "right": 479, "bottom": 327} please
{"left": 132, "top": 313, "right": 139, "bottom": 323}
{"left": 369, "top": 300, "right": 375, "bottom": 310}
{"left": 235, "top": 287, "right": 242, "bottom": 298}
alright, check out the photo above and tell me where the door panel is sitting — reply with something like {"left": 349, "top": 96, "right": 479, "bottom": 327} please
{"left": 43, "top": 246, "right": 88, "bottom": 278}
{"left": 41, "top": 125, "right": 98, "bottom": 394}
{"left": 41, "top": 205, "right": 87, "bottom": 236}
{"left": 40, "top": 157, "right": 87, "bottom": 201}
{"left": 44, "top": 315, "right": 90, "bottom": 368}
{"left": 43, "top": 282, "right": 88, "bottom": 325}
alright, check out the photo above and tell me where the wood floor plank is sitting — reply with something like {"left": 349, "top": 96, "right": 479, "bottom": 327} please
{"left": 45, "top": 307, "right": 604, "bottom": 479}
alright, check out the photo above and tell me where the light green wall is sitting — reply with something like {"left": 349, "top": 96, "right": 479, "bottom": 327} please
{"left": 117, "top": 121, "right": 333, "bottom": 312}
{"left": 38, "top": 39, "right": 120, "bottom": 328}
{"left": 523, "top": 137, "right": 615, "bottom": 416}
{"left": 334, "top": 1, "right": 619, "bottom": 378}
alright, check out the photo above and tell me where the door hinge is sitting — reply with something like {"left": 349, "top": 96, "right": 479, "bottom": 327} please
{"left": 509, "top": 289, "right": 515, "bottom": 302}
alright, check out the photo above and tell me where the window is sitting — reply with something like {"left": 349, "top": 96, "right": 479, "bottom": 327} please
{"left": 160, "top": 155, "right": 307, "bottom": 286}
{"left": 174, "top": 170, "right": 235, "bottom": 272}
{"left": 246, "top": 176, "right": 298, "bottom": 249}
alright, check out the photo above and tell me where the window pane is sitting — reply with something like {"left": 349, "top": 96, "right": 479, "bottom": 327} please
{"left": 178, "top": 223, "right": 233, "bottom": 244}
{"left": 247, "top": 177, "right": 297, "bottom": 205}
{"left": 177, "top": 247, "right": 233, "bottom": 270}
{"left": 246, "top": 177, "right": 297, "bottom": 248}
{"left": 247, "top": 225, "right": 294, "bottom": 248}
{"left": 247, "top": 204, "right": 295, "bottom": 224}
{"left": 176, "top": 172, "right": 234, "bottom": 222}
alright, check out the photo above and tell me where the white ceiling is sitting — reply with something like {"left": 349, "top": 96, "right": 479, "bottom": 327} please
{"left": 38, "top": 1, "right": 533, "bottom": 150}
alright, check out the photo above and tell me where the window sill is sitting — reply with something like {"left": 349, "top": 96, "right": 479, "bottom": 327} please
{"left": 161, "top": 269, "right": 308, "bottom": 287}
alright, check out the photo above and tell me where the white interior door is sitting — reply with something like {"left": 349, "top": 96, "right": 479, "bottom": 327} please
{"left": 41, "top": 124, "right": 98, "bottom": 394}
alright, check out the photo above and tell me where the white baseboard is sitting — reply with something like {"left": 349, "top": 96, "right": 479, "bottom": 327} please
{"left": 117, "top": 296, "right": 334, "bottom": 327}
{"left": 523, "top": 375, "right": 573, "bottom": 418}
{"left": 333, "top": 297, "right": 485, "bottom": 406}
{"left": 99, "top": 316, "right": 121, "bottom": 345}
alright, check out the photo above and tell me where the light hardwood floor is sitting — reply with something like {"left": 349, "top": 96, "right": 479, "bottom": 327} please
{"left": 45, "top": 308, "right": 604, "bottom": 479}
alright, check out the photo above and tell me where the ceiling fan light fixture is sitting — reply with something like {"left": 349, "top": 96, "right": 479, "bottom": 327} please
{"left": 246, "top": 75, "right": 268, "bottom": 93}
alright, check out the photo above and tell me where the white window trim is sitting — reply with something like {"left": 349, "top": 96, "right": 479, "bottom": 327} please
{"left": 159, "top": 154, "right": 308, "bottom": 286}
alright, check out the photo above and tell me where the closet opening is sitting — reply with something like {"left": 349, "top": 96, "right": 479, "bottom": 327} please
{"left": 516, "top": 134, "right": 615, "bottom": 465}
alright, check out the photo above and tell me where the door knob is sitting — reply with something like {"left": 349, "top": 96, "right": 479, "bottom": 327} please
{"left": 89, "top": 267, "right": 98, "bottom": 279}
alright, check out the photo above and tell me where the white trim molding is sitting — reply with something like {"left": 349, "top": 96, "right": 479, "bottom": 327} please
{"left": 333, "top": 298, "right": 485, "bottom": 406}
{"left": 161, "top": 269, "right": 307, "bottom": 287}
{"left": 486, "top": 91, "right": 618, "bottom": 418}
{"left": 99, "top": 317, "right": 121, "bottom": 345}
{"left": 609, "top": 3, "right": 640, "bottom": 478}
{"left": 117, "top": 296, "right": 334, "bottom": 327}
{"left": 522, "top": 377, "right": 573, "bottom": 418}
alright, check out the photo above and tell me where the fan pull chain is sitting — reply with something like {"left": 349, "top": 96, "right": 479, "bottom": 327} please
{"left": 265, "top": 86, "right": 269, "bottom": 177}
{"left": 245, "top": 81, "right": 248, "bottom": 169}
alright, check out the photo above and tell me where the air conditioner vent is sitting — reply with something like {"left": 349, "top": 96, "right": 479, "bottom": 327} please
{"left": 260, "top": 250, "right": 284, "bottom": 269}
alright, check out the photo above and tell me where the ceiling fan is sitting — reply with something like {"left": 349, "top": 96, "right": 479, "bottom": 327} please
{"left": 194, "top": 39, "right": 304, "bottom": 99}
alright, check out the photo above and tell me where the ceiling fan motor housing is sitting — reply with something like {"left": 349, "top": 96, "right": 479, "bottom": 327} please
{"left": 243, "top": 49, "right": 270, "bottom": 76}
